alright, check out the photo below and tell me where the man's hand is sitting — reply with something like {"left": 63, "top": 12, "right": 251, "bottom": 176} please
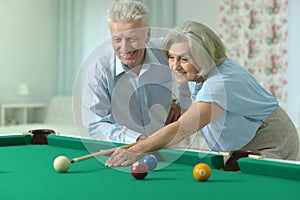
{"left": 136, "top": 135, "right": 146, "bottom": 142}
{"left": 165, "top": 102, "right": 183, "bottom": 125}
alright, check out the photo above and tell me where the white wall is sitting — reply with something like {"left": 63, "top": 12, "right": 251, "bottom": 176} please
{"left": 0, "top": 0, "right": 57, "bottom": 103}
{"left": 175, "top": 0, "right": 220, "bottom": 32}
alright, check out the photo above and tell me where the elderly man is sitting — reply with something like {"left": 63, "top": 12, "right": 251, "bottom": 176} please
{"left": 82, "top": 0, "right": 191, "bottom": 143}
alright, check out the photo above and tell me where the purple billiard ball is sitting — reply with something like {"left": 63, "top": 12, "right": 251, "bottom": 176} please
{"left": 141, "top": 154, "right": 158, "bottom": 171}
{"left": 130, "top": 162, "right": 148, "bottom": 180}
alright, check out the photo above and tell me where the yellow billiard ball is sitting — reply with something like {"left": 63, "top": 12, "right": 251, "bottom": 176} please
{"left": 193, "top": 163, "right": 211, "bottom": 181}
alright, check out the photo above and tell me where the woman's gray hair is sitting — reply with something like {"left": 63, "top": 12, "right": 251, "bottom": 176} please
{"left": 107, "top": 0, "right": 150, "bottom": 27}
{"left": 163, "top": 21, "right": 227, "bottom": 77}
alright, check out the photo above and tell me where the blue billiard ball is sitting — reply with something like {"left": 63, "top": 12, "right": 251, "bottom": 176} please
{"left": 141, "top": 154, "right": 158, "bottom": 171}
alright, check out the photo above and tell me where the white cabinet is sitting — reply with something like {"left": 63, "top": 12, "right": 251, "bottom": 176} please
{"left": 0, "top": 103, "right": 46, "bottom": 126}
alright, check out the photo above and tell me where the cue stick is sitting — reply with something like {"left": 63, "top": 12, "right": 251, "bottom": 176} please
{"left": 218, "top": 151, "right": 263, "bottom": 159}
{"left": 70, "top": 142, "right": 136, "bottom": 163}
{"left": 218, "top": 151, "right": 231, "bottom": 156}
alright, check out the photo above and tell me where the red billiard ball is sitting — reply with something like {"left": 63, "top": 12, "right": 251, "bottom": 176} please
{"left": 130, "top": 162, "right": 148, "bottom": 180}
{"left": 141, "top": 154, "right": 158, "bottom": 171}
{"left": 193, "top": 163, "right": 211, "bottom": 181}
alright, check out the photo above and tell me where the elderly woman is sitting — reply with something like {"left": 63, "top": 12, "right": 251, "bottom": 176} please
{"left": 105, "top": 21, "right": 299, "bottom": 167}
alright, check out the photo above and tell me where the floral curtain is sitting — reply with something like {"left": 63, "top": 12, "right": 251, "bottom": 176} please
{"left": 219, "top": 0, "right": 288, "bottom": 108}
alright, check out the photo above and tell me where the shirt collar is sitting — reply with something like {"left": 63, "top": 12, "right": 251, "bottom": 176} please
{"left": 115, "top": 45, "right": 160, "bottom": 77}
{"left": 191, "top": 82, "right": 204, "bottom": 103}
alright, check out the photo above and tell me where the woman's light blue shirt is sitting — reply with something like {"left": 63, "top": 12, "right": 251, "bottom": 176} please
{"left": 191, "top": 59, "right": 278, "bottom": 151}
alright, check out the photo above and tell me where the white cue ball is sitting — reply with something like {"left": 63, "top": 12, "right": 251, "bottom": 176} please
{"left": 53, "top": 156, "right": 70, "bottom": 173}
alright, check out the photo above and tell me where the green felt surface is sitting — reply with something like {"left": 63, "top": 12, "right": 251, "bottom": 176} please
{"left": 0, "top": 134, "right": 32, "bottom": 146}
{"left": 238, "top": 157, "right": 300, "bottom": 180}
{"left": 0, "top": 135, "right": 299, "bottom": 200}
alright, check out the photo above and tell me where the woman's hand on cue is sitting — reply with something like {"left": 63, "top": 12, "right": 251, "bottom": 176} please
{"left": 105, "top": 148, "right": 142, "bottom": 167}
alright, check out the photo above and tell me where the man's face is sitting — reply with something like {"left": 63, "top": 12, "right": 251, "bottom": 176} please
{"left": 109, "top": 20, "right": 150, "bottom": 69}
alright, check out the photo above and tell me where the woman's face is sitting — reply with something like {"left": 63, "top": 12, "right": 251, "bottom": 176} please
{"left": 167, "top": 41, "right": 200, "bottom": 83}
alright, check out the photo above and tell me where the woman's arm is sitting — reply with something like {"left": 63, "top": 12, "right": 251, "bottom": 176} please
{"left": 105, "top": 102, "right": 222, "bottom": 167}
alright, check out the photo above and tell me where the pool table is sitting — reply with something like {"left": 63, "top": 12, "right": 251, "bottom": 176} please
{"left": 0, "top": 134, "right": 299, "bottom": 200}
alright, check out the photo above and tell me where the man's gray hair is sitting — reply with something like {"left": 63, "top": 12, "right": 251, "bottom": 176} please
{"left": 107, "top": 0, "right": 150, "bottom": 27}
